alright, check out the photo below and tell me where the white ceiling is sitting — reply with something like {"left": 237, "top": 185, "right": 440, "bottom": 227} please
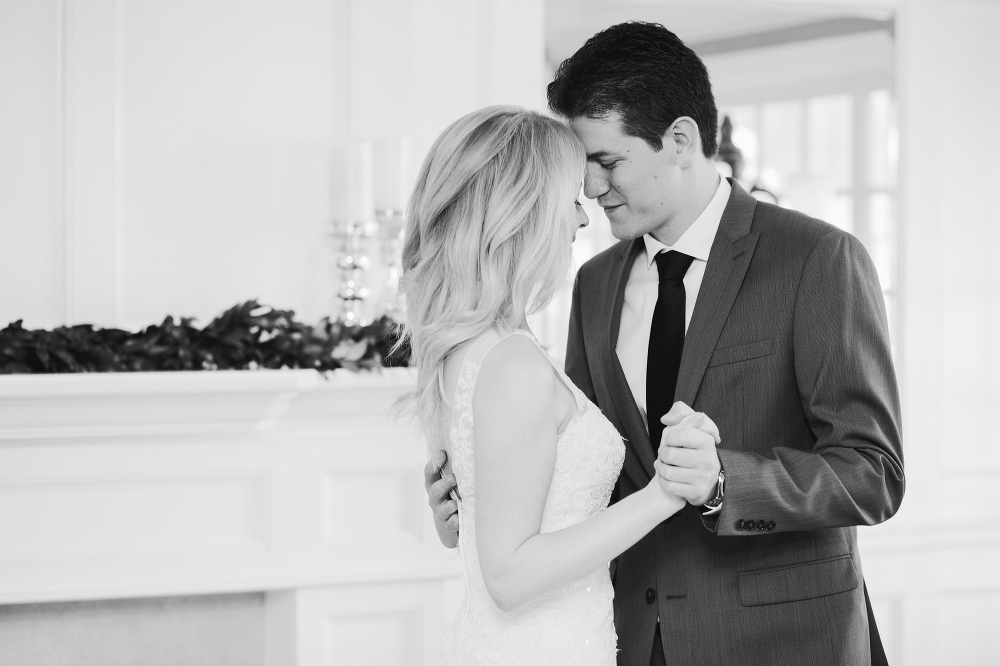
{"left": 546, "top": 0, "right": 894, "bottom": 66}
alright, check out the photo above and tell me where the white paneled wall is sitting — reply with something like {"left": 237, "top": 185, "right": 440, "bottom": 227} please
{"left": 0, "top": 0, "right": 546, "bottom": 331}
{"left": 726, "top": 2, "right": 1000, "bottom": 664}
{"left": 1, "top": 1, "right": 65, "bottom": 326}
{"left": 876, "top": 1, "right": 1000, "bottom": 664}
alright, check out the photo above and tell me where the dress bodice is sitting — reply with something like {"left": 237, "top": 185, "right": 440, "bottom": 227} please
{"left": 439, "top": 330, "right": 625, "bottom": 665}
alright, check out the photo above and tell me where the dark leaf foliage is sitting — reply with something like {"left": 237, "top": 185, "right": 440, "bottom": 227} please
{"left": 0, "top": 300, "right": 410, "bottom": 374}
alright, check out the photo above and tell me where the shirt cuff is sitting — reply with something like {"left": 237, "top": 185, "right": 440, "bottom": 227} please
{"left": 702, "top": 503, "right": 722, "bottom": 516}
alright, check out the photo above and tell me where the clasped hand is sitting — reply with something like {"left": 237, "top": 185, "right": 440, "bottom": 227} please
{"left": 652, "top": 402, "right": 722, "bottom": 506}
{"left": 424, "top": 450, "right": 460, "bottom": 547}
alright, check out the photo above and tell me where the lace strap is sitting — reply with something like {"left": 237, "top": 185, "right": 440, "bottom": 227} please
{"left": 447, "top": 329, "right": 584, "bottom": 439}
{"left": 447, "top": 330, "right": 504, "bottom": 443}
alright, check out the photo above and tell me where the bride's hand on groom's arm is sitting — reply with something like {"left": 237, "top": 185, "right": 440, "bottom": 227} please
{"left": 424, "top": 450, "right": 460, "bottom": 548}
{"left": 656, "top": 402, "right": 723, "bottom": 507}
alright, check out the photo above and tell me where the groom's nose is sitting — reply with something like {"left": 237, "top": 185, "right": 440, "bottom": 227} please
{"left": 583, "top": 164, "right": 609, "bottom": 199}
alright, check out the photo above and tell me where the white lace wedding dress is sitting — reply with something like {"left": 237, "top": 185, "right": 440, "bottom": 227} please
{"left": 438, "top": 330, "right": 626, "bottom": 665}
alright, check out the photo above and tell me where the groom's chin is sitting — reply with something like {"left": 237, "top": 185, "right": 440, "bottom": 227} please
{"left": 605, "top": 213, "right": 646, "bottom": 242}
{"left": 609, "top": 224, "right": 643, "bottom": 242}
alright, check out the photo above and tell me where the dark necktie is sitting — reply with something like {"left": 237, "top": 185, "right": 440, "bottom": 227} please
{"left": 646, "top": 250, "right": 694, "bottom": 453}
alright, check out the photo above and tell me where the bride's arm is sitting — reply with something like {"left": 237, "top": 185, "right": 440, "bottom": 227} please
{"left": 474, "top": 337, "right": 682, "bottom": 612}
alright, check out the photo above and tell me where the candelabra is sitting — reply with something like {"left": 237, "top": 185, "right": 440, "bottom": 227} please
{"left": 329, "top": 136, "right": 410, "bottom": 324}
{"left": 376, "top": 209, "right": 406, "bottom": 317}
{"left": 328, "top": 219, "right": 378, "bottom": 324}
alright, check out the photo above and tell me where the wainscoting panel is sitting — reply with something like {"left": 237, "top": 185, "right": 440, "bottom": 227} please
{"left": 859, "top": 521, "right": 1000, "bottom": 666}
{"left": 323, "top": 470, "right": 424, "bottom": 546}
{"left": 0, "top": 473, "right": 269, "bottom": 558}
{"left": 936, "top": 590, "right": 1000, "bottom": 665}
{"left": 266, "top": 580, "right": 450, "bottom": 666}
{"left": 325, "top": 605, "right": 423, "bottom": 665}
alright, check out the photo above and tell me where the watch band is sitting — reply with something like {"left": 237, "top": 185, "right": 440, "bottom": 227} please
{"left": 703, "top": 469, "right": 725, "bottom": 510}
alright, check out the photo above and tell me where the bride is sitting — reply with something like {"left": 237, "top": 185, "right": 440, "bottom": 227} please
{"left": 398, "top": 105, "right": 701, "bottom": 664}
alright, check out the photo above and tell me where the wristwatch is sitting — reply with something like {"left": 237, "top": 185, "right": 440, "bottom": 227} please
{"left": 704, "top": 469, "right": 725, "bottom": 510}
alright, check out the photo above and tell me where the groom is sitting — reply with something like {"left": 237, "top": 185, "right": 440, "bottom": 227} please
{"left": 551, "top": 21, "right": 903, "bottom": 666}
{"left": 426, "top": 21, "right": 904, "bottom": 666}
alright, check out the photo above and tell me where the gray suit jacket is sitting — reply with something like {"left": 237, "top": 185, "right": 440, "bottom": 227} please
{"left": 565, "top": 181, "right": 904, "bottom": 666}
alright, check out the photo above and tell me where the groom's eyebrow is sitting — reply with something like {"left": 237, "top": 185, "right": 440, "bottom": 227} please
{"left": 586, "top": 151, "right": 616, "bottom": 161}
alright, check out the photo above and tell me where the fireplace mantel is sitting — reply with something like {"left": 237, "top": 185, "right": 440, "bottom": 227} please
{"left": 0, "top": 369, "right": 460, "bottom": 664}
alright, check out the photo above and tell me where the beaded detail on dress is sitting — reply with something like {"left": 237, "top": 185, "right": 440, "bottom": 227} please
{"left": 439, "top": 330, "right": 625, "bottom": 665}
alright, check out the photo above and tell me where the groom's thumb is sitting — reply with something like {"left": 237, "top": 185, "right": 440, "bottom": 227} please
{"left": 661, "top": 401, "right": 695, "bottom": 426}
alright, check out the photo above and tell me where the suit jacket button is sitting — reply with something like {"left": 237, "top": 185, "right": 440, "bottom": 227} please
{"left": 756, "top": 520, "right": 766, "bottom": 531}
{"left": 645, "top": 588, "right": 656, "bottom": 604}
{"left": 765, "top": 521, "right": 776, "bottom": 531}
{"left": 744, "top": 520, "right": 755, "bottom": 531}
{"left": 735, "top": 519, "right": 745, "bottom": 531}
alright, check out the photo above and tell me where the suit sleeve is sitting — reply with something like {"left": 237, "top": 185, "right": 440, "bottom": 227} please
{"left": 565, "top": 269, "right": 597, "bottom": 404}
{"left": 711, "top": 230, "right": 905, "bottom": 534}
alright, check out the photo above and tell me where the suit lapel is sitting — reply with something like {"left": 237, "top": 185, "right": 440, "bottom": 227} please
{"left": 675, "top": 181, "right": 760, "bottom": 406}
{"left": 605, "top": 239, "right": 659, "bottom": 483}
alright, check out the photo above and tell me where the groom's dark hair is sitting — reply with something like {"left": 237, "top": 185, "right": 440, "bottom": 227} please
{"left": 547, "top": 21, "right": 718, "bottom": 157}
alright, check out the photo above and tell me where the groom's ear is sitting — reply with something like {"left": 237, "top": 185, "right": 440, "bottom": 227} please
{"left": 666, "top": 116, "right": 702, "bottom": 168}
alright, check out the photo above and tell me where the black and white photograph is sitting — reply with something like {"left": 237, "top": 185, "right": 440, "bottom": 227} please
{"left": 1, "top": 1, "right": 997, "bottom": 664}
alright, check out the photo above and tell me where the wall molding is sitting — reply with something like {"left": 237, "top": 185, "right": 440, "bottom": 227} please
{"left": 52, "top": 0, "right": 123, "bottom": 327}
{"left": 691, "top": 17, "right": 893, "bottom": 56}
{"left": 56, "top": 0, "right": 71, "bottom": 324}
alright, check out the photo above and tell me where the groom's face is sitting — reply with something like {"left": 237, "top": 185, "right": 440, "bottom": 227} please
{"left": 569, "top": 112, "right": 681, "bottom": 241}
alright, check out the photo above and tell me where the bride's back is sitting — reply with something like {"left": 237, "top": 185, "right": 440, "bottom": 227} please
{"left": 436, "top": 329, "right": 624, "bottom": 665}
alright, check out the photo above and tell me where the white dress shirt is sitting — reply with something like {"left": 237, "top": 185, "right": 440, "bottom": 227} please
{"left": 615, "top": 176, "right": 731, "bottom": 427}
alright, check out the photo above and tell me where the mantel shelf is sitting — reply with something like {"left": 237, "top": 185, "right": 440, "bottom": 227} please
{"left": 0, "top": 368, "right": 420, "bottom": 441}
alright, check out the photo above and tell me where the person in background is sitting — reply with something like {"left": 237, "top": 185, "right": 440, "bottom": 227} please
{"left": 716, "top": 115, "right": 779, "bottom": 205}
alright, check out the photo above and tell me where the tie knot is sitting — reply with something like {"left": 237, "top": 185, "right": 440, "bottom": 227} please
{"left": 654, "top": 250, "right": 694, "bottom": 282}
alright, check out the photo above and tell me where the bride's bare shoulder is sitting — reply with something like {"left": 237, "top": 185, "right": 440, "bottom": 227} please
{"left": 441, "top": 333, "right": 562, "bottom": 422}
{"left": 474, "top": 335, "right": 559, "bottom": 420}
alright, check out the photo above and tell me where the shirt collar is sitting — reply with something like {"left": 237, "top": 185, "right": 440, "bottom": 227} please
{"left": 642, "top": 176, "right": 731, "bottom": 269}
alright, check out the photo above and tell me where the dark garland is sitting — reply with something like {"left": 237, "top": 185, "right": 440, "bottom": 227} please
{"left": 0, "top": 300, "right": 409, "bottom": 375}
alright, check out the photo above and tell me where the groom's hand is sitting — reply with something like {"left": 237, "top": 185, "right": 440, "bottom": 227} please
{"left": 424, "top": 450, "right": 460, "bottom": 547}
{"left": 657, "top": 402, "right": 722, "bottom": 506}
{"left": 660, "top": 401, "right": 721, "bottom": 442}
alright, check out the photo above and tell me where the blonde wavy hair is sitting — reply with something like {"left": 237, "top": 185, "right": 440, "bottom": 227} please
{"left": 397, "top": 105, "right": 585, "bottom": 435}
